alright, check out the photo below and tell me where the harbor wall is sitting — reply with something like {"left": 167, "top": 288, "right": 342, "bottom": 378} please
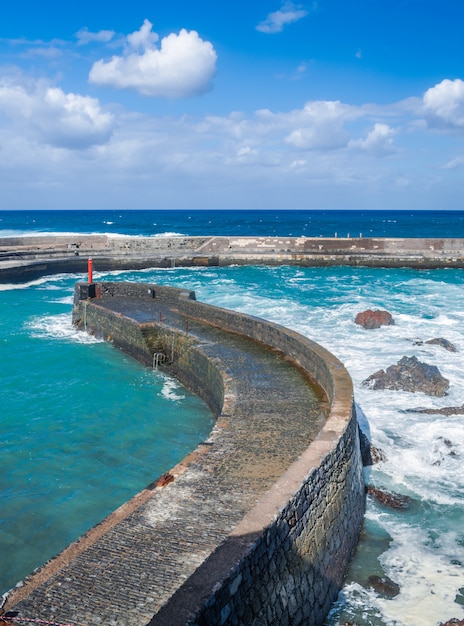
{"left": 71, "top": 282, "right": 364, "bottom": 625}
{"left": 1, "top": 235, "right": 464, "bottom": 282}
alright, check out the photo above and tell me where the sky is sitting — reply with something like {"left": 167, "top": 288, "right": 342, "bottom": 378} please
{"left": 0, "top": 0, "right": 463, "bottom": 210}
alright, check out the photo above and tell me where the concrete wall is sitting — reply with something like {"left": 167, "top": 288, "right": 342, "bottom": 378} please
{"left": 73, "top": 281, "right": 364, "bottom": 626}
{"left": 2, "top": 235, "right": 464, "bottom": 284}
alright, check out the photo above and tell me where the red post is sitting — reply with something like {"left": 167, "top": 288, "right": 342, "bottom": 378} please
{"left": 88, "top": 258, "right": 93, "bottom": 284}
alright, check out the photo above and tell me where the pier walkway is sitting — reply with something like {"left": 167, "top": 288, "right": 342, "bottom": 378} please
{"left": 7, "top": 288, "right": 327, "bottom": 625}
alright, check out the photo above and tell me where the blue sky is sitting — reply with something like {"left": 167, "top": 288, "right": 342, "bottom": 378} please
{"left": 1, "top": 0, "right": 463, "bottom": 209}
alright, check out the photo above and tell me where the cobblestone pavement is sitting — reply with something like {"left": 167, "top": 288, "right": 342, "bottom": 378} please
{"left": 10, "top": 297, "right": 326, "bottom": 626}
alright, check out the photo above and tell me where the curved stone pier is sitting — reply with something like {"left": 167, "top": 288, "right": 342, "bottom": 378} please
{"left": 5, "top": 282, "right": 364, "bottom": 626}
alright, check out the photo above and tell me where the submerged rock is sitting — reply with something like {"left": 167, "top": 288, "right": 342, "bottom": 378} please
{"left": 367, "top": 574, "right": 400, "bottom": 599}
{"left": 426, "top": 337, "right": 457, "bottom": 352}
{"left": 407, "top": 404, "right": 464, "bottom": 416}
{"left": 414, "top": 337, "right": 457, "bottom": 351}
{"left": 355, "top": 309, "right": 394, "bottom": 329}
{"left": 431, "top": 437, "right": 459, "bottom": 465}
{"left": 367, "top": 486, "right": 411, "bottom": 510}
{"left": 362, "top": 355, "right": 449, "bottom": 397}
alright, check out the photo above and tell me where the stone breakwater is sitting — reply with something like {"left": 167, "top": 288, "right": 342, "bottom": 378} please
{"left": 6, "top": 282, "right": 364, "bottom": 626}
{"left": 0, "top": 234, "right": 464, "bottom": 281}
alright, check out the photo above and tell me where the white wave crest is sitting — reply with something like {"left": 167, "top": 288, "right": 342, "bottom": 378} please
{"left": 376, "top": 523, "right": 464, "bottom": 625}
{"left": 159, "top": 377, "right": 186, "bottom": 401}
{"left": 0, "top": 276, "right": 58, "bottom": 291}
{"left": 26, "top": 313, "right": 103, "bottom": 344}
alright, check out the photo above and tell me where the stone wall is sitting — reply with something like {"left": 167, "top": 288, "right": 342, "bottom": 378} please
{"left": 185, "top": 414, "right": 362, "bottom": 626}
{"left": 72, "top": 281, "right": 364, "bottom": 626}
{"left": 2, "top": 235, "right": 464, "bottom": 284}
{"left": 72, "top": 284, "right": 225, "bottom": 416}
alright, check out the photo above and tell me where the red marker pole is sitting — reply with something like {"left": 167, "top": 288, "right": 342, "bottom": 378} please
{"left": 88, "top": 258, "right": 93, "bottom": 284}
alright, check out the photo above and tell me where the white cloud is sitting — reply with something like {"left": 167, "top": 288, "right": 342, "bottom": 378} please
{"left": 0, "top": 79, "right": 114, "bottom": 149}
{"left": 76, "top": 27, "right": 116, "bottom": 46}
{"left": 126, "top": 19, "right": 159, "bottom": 50}
{"left": 1, "top": 77, "right": 463, "bottom": 209}
{"left": 423, "top": 78, "right": 464, "bottom": 129}
{"left": 88, "top": 20, "right": 217, "bottom": 98}
{"left": 256, "top": 2, "right": 309, "bottom": 34}
{"left": 283, "top": 100, "right": 359, "bottom": 150}
{"left": 349, "top": 123, "right": 397, "bottom": 156}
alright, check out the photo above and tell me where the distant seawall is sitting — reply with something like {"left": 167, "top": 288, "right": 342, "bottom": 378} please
{"left": 1, "top": 234, "right": 464, "bottom": 281}
{"left": 7, "top": 281, "right": 364, "bottom": 626}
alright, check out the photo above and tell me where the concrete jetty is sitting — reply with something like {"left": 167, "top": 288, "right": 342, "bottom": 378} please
{"left": 0, "top": 234, "right": 464, "bottom": 281}
{"left": 5, "top": 281, "right": 364, "bottom": 626}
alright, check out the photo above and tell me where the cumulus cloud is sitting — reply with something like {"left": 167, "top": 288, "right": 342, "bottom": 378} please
{"left": 126, "top": 19, "right": 159, "bottom": 50}
{"left": 76, "top": 27, "right": 116, "bottom": 46}
{"left": 2, "top": 77, "right": 463, "bottom": 209}
{"left": 423, "top": 78, "right": 464, "bottom": 129}
{"left": 284, "top": 100, "right": 358, "bottom": 150}
{"left": 88, "top": 19, "right": 217, "bottom": 98}
{"left": 256, "top": 2, "right": 308, "bottom": 34}
{"left": 349, "top": 123, "right": 397, "bottom": 156}
{"left": 0, "top": 80, "right": 114, "bottom": 149}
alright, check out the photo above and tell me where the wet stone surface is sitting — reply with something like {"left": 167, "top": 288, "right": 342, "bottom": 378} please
{"left": 11, "top": 296, "right": 326, "bottom": 626}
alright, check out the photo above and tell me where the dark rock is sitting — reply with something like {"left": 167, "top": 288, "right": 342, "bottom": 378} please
{"left": 431, "top": 441, "right": 458, "bottom": 465}
{"left": 426, "top": 338, "right": 457, "bottom": 352}
{"left": 370, "top": 446, "right": 387, "bottom": 464}
{"left": 367, "top": 575, "right": 400, "bottom": 599}
{"left": 407, "top": 404, "right": 464, "bottom": 416}
{"left": 362, "top": 355, "right": 449, "bottom": 397}
{"left": 433, "top": 437, "right": 458, "bottom": 463}
{"left": 355, "top": 309, "right": 395, "bottom": 329}
{"left": 439, "top": 620, "right": 464, "bottom": 626}
{"left": 367, "top": 486, "right": 411, "bottom": 510}
{"left": 358, "top": 429, "right": 387, "bottom": 466}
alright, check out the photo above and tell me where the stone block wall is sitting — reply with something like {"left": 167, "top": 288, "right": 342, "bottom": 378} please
{"left": 72, "top": 293, "right": 225, "bottom": 417}
{"left": 184, "top": 410, "right": 363, "bottom": 626}
{"left": 73, "top": 282, "right": 364, "bottom": 626}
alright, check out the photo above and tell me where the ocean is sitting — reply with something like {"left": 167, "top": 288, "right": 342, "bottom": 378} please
{"left": 1, "top": 209, "right": 463, "bottom": 626}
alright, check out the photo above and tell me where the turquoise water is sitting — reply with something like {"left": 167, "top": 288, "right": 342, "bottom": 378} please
{"left": 1, "top": 208, "right": 464, "bottom": 624}
{"left": 1, "top": 273, "right": 214, "bottom": 592}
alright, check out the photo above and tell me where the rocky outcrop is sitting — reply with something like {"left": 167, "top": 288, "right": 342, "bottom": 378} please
{"left": 413, "top": 337, "right": 457, "bottom": 352}
{"left": 367, "top": 486, "right": 411, "bottom": 510}
{"left": 362, "top": 356, "right": 449, "bottom": 397}
{"left": 355, "top": 309, "right": 394, "bottom": 329}
{"left": 439, "top": 620, "right": 464, "bottom": 626}
{"left": 407, "top": 404, "right": 464, "bottom": 416}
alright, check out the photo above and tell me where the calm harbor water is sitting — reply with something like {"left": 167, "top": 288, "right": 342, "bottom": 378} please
{"left": 1, "top": 210, "right": 463, "bottom": 625}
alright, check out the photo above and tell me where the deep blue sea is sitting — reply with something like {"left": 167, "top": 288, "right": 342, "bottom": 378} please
{"left": 2, "top": 208, "right": 464, "bottom": 238}
{"left": 1, "top": 210, "right": 463, "bottom": 626}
